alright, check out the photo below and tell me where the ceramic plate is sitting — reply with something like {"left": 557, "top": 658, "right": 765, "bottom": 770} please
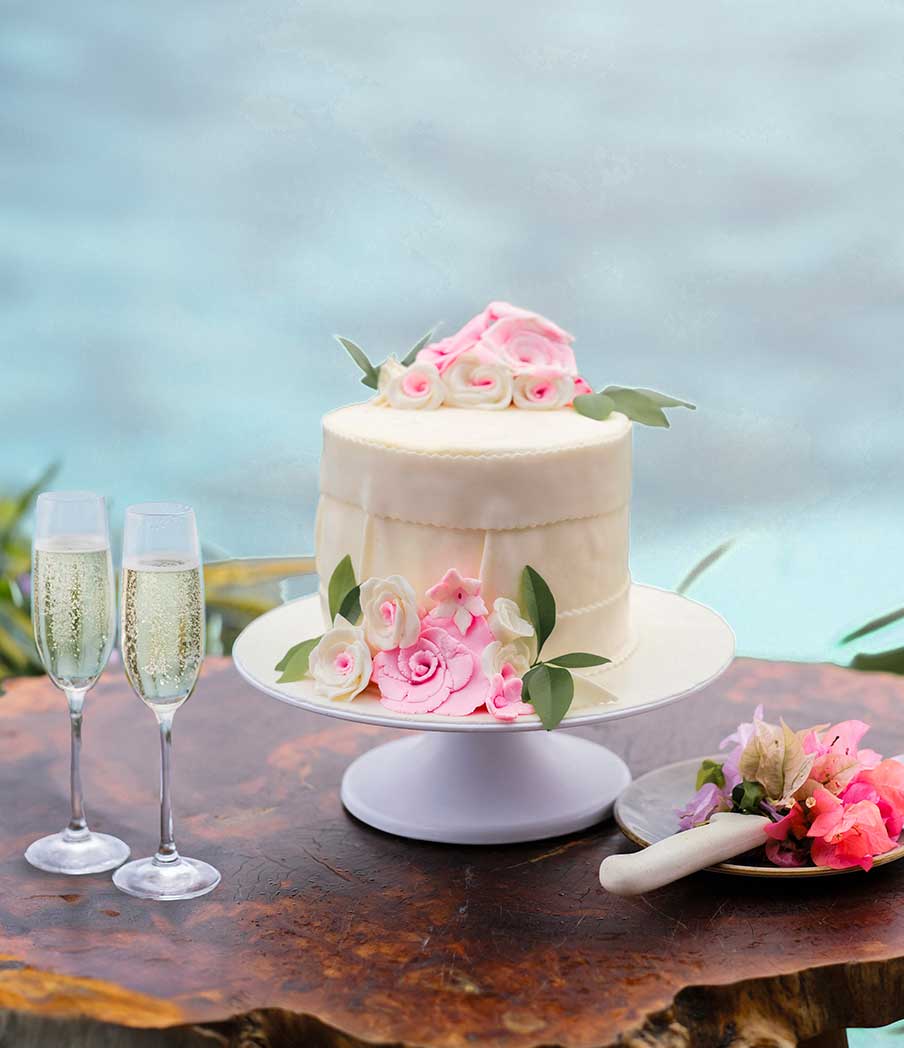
{"left": 615, "top": 756, "right": 904, "bottom": 877}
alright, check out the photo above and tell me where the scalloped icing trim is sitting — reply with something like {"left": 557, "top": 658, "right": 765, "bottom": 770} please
{"left": 323, "top": 413, "right": 631, "bottom": 461}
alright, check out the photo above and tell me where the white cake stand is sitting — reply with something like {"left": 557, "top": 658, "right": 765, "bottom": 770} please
{"left": 232, "top": 584, "right": 734, "bottom": 845}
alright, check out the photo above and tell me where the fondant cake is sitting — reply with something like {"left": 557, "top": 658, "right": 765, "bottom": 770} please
{"left": 316, "top": 404, "right": 634, "bottom": 667}
{"left": 276, "top": 301, "right": 693, "bottom": 727}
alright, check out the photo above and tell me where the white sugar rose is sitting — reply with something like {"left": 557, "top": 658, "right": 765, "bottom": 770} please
{"left": 512, "top": 370, "right": 575, "bottom": 410}
{"left": 377, "top": 356, "right": 445, "bottom": 410}
{"left": 359, "top": 574, "right": 420, "bottom": 651}
{"left": 489, "top": 597, "right": 535, "bottom": 645}
{"left": 308, "top": 617, "right": 373, "bottom": 702}
{"left": 481, "top": 639, "right": 533, "bottom": 680}
{"left": 443, "top": 351, "right": 513, "bottom": 410}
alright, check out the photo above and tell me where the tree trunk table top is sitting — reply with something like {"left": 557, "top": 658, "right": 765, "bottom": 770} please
{"left": 2, "top": 656, "right": 904, "bottom": 1047}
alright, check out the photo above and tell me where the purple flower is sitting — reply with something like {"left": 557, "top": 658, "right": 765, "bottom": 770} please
{"left": 677, "top": 782, "right": 732, "bottom": 830}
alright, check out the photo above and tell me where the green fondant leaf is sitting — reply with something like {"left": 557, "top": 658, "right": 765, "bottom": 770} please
{"left": 602, "top": 387, "right": 670, "bottom": 428}
{"left": 546, "top": 652, "right": 610, "bottom": 669}
{"left": 276, "top": 635, "right": 321, "bottom": 683}
{"left": 335, "top": 335, "right": 380, "bottom": 389}
{"left": 523, "top": 663, "right": 574, "bottom": 731}
{"left": 602, "top": 386, "right": 695, "bottom": 428}
{"left": 520, "top": 565, "right": 556, "bottom": 659}
{"left": 338, "top": 583, "right": 362, "bottom": 625}
{"left": 274, "top": 640, "right": 309, "bottom": 673}
{"left": 624, "top": 387, "right": 696, "bottom": 410}
{"left": 573, "top": 392, "right": 615, "bottom": 421}
{"left": 327, "top": 555, "right": 357, "bottom": 622}
{"left": 696, "top": 758, "right": 725, "bottom": 791}
{"left": 400, "top": 326, "right": 437, "bottom": 367}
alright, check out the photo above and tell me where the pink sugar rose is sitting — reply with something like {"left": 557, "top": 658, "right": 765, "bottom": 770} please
{"left": 486, "top": 663, "right": 533, "bottom": 722}
{"left": 807, "top": 787, "right": 897, "bottom": 871}
{"left": 372, "top": 624, "right": 489, "bottom": 716}
{"left": 416, "top": 301, "right": 577, "bottom": 376}
{"left": 479, "top": 304, "right": 577, "bottom": 376}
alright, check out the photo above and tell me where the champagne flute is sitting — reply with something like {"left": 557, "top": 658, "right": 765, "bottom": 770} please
{"left": 113, "top": 503, "right": 220, "bottom": 900}
{"left": 27, "top": 492, "right": 131, "bottom": 874}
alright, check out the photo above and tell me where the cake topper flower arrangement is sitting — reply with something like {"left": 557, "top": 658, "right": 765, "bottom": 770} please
{"left": 275, "top": 557, "right": 609, "bottom": 729}
{"left": 680, "top": 706, "right": 904, "bottom": 870}
{"left": 335, "top": 301, "right": 695, "bottom": 425}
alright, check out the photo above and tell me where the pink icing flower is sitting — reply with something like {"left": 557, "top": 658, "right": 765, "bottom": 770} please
{"left": 478, "top": 303, "right": 576, "bottom": 376}
{"left": 427, "top": 568, "right": 487, "bottom": 635}
{"left": 573, "top": 376, "right": 593, "bottom": 396}
{"left": 416, "top": 301, "right": 577, "bottom": 376}
{"left": 485, "top": 663, "right": 533, "bottom": 722}
{"left": 842, "top": 759, "right": 904, "bottom": 839}
{"left": 371, "top": 616, "right": 492, "bottom": 716}
{"left": 416, "top": 311, "right": 495, "bottom": 373}
{"left": 807, "top": 787, "right": 897, "bottom": 871}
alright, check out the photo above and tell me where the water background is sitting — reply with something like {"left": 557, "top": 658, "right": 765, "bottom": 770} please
{"left": 4, "top": 1, "right": 904, "bottom": 663}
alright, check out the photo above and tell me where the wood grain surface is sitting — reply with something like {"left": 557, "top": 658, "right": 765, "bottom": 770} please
{"left": 2, "top": 656, "right": 903, "bottom": 1046}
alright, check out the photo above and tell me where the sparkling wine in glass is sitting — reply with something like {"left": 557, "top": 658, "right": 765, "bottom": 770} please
{"left": 113, "top": 503, "right": 220, "bottom": 900}
{"left": 26, "top": 492, "right": 131, "bottom": 874}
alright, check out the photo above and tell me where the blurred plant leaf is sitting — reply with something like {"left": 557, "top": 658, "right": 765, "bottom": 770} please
{"left": 850, "top": 646, "right": 904, "bottom": 675}
{"left": 840, "top": 606, "right": 904, "bottom": 646}
{"left": 0, "top": 461, "right": 60, "bottom": 547}
{"left": 602, "top": 386, "right": 694, "bottom": 428}
{"left": 677, "top": 539, "right": 736, "bottom": 596}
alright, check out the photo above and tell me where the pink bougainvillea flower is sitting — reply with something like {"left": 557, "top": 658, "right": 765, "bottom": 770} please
{"left": 800, "top": 720, "right": 882, "bottom": 797}
{"left": 763, "top": 802, "right": 810, "bottom": 867}
{"left": 842, "top": 759, "right": 904, "bottom": 839}
{"left": 807, "top": 787, "right": 897, "bottom": 871}
{"left": 485, "top": 663, "right": 533, "bottom": 722}
{"left": 372, "top": 623, "right": 489, "bottom": 716}
{"left": 719, "top": 703, "right": 765, "bottom": 791}
{"left": 427, "top": 569, "right": 488, "bottom": 635}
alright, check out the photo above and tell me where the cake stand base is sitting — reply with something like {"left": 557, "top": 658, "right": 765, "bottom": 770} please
{"left": 340, "top": 730, "right": 630, "bottom": 845}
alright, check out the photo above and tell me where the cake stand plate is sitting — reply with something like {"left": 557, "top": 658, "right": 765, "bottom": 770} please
{"left": 233, "top": 585, "right": 734, "bottom": 844}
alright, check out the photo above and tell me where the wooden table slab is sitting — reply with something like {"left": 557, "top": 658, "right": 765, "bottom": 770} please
{"left": 2, "top": 656, "right": 904, "bottom": 1047}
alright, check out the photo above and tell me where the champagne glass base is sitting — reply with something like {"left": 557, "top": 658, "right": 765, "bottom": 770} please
{"left": 112, "top": 855, "right": 220, "bottom": 901}
{"left": 25, "top": 830, "right": 130, "bottom": 875}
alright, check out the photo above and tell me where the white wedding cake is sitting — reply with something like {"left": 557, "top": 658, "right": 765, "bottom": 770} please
{"left": 278, "top": 301, "right": 693, "bottom": 727}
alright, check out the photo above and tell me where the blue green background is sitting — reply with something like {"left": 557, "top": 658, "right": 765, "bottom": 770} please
{"left": 4, "top": 0, "right": 903, "bottom": 669}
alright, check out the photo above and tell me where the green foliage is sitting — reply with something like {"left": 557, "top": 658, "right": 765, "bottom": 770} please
{"left": 732, "top": 780, "right": 766, "bottom": 815}
{"left": 335, "top": 336, "right": 380, "bottom": 390}
{"left": 327, "top": 555, "right": 358, "bottom": 622}
{"left": 276, "top": 636, "right": 322, "bottom": 684}
{"left": 574, "top": 385, "right": 695, "bottom": 428}
{"left": 516, "top": 565, "right": 609, "bottom": 730}
{"left": 676, "top": 539, "right": 736, "bottom": 596}
{"left": 400, "top": 327, "right": 437, "bottom": 367}
{"left": 696, "top": 758, "right": 725, "bottom": 790}
{"left": 521, "top": 663, "right": 574, "bottom": 731}
{"left": 520, "top": 565, "right": 556, "bottom": 658}
{"left": 0, "top": 465, "right": 60, "bottom": 691}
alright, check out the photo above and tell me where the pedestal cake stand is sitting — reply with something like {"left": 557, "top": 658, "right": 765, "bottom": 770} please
{"left": 233, "top": 584, "right": 734, "bottom": 845}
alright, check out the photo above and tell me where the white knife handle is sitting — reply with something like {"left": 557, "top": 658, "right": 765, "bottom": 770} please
{"left": 599, "top": 812, "right": 770, "bottom": 895}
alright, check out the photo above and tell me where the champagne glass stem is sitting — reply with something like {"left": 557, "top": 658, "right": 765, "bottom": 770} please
{"left": 66, "top": 689, "right": 89, "bottom": 839}
{"left": 156, "top": 716, "right": 179, "bottom": 864}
